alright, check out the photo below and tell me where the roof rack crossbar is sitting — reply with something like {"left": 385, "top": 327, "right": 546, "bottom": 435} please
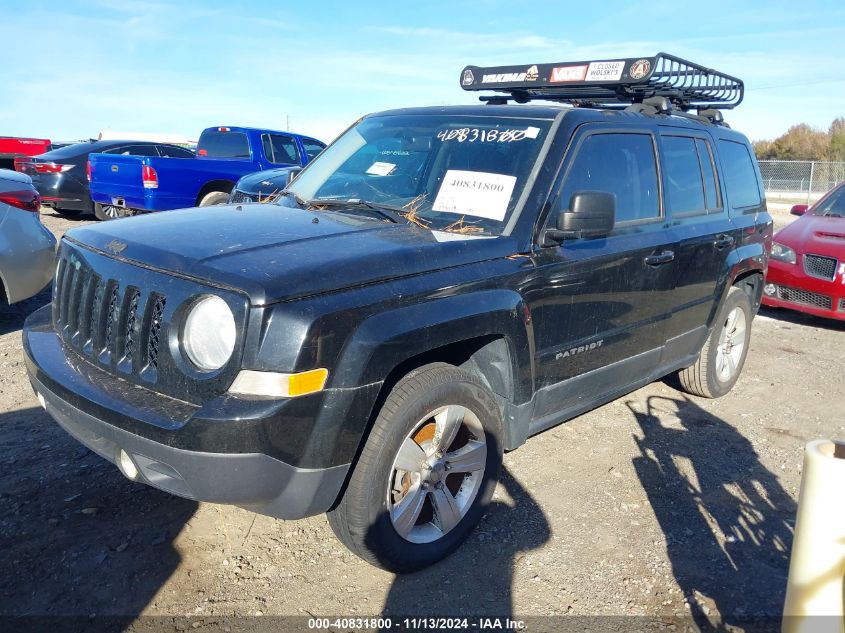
{"left": 460, "top": 52, "right": 743, "bottom": 111}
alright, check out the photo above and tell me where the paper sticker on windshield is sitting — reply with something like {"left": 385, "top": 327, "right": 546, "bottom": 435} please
{"left": 432, "top": 170, "right": 517, "bottom": 221}
{"left": 366, "top": 161, "right": 396, "bottom": 176}
{"left": 524, "top": 126, "right": 541, "bottom": 139}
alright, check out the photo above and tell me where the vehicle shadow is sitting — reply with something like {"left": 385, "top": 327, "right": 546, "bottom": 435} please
{"left": 379, "top": 465, "right": 551, "bottom": 619}
{"left": 758, "top": 305, "right": 845, "bottom": 332}
{"left": 0, "top": 287, "right": 51, "bottom": 337}
{"left": 0, "top": 405, "right": 196, "bottom": 631}
{"left": 629, "top": 395, "right": 796, "bottom": 630}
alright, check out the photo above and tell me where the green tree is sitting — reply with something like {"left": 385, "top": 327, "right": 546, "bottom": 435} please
{"left": 828, "top": 117, "right": 845, "bottom": 161}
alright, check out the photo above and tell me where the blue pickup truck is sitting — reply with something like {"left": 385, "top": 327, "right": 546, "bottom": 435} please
{"left": 88, "top": 126, "right": 325, "bottom": 220}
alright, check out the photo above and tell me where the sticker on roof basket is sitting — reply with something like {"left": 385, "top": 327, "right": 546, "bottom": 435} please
{"left": 586, "top": 61, "right": 625, "bottom": 81}
{"left": 551, "top": 65, "right": 588, "bottom": 83}
{"left": 432, "top": 170, "right": 517, "bottom": 221}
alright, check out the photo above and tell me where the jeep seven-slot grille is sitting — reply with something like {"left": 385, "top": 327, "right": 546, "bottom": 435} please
{"left": 53, "top": 257, "right": 166, "bottom": 382}
{"left": 774, "top": 285, "right": 833, "bottom": 310}
{"left": 803, "top": 254, "right": 837, "bottom": 281}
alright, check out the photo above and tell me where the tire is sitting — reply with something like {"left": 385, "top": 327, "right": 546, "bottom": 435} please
{"left": 94, "top": 202, "right": 132, "bottom": 221}
{"left": 678, "top": 286, "right": 753, "bottom": 398}
{"left": 327, "top": 363, "right": 504, "bottom": 572}
{"left": 198, "top": 191, "right": 230, "bottom": 207}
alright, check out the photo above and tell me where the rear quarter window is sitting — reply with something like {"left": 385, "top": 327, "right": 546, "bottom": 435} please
{"left": 197, "top": 131, "right": 251, "bottom": 159}
{"left": 717, "top": 139, "right": 761, "bottom": 209}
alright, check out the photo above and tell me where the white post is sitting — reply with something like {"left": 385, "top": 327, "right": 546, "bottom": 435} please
{"left": 807, "top": 161, "right": 815, "bottom": 205}
{"left": 782, "top": 439, "right": 845, "bottom": 633}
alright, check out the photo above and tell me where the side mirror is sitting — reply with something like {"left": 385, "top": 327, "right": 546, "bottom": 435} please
{"left": 790, "top": 204, "right": 808, "bottom": 216}
{"left": 286, "top": 167, "right": 303, "bottom": 185}
{"left": 544, "top": 191, "right": 616, "bottom": 245}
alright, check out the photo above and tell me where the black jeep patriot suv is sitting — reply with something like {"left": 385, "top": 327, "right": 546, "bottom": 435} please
{"left": 24, "top": 54, "right": 772, "bottom": 571}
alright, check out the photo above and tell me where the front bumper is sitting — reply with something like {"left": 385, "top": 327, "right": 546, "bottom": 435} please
{"left": 761, "top": 259, "right": 845, "bottom": 321}
{"left": 23, "top": 307, "right": 351, "bottom": 519}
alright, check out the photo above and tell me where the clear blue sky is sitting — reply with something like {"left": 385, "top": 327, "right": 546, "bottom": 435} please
{"left": 1, "top": 0, "right": 843, "bottom": 144}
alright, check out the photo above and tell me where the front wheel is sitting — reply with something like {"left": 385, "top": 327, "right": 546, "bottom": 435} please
{"left": 327, "top": 363, "right": 503, "bottom": 572}
{"left": 678, "top": 286, "right": 753, "bottom": 398}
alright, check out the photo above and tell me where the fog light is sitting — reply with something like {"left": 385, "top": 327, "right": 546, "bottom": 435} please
{"left": 117, "top": 449, "right": 139, "bottom": 481}
{"left": 764, "top": 283, "right": 777, "bottom": 296}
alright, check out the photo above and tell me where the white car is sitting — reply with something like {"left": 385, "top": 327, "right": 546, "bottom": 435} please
{"left": 0, "top": 169, "right": 56, "bottom": 305}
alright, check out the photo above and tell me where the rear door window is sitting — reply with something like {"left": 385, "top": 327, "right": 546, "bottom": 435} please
{"left": 662, "top": 136, "right": 705, "bottom": 214}
{"left": 302, "top": 140, "right": 326, "bottom": 161}
{"left": 116, "top": 144, "right": 159, "bottom": 156}
{"left": 717, "top": 140, "right": 762, "bottom": 209}
{"left": 262, "top": 134, "right": 301, "bottom": 164}
{"left": 197, "top": 131, "right": 251, "bottom": 159}
{"left": 560, "top": 132, "right": 661, "bottom": 223}
{"left": 696, "top": 139, "right": 721, "bottom": 210}
{"left": 157, "top": 145, "right": 194, "bottom": 158}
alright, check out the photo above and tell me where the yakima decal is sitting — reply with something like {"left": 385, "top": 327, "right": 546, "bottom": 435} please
{"left": 550, "top": 65, "right": 588, "bottom": 83}
{"left": 525, "top": 65, "right": 539, "bottom": 81}
{"left": 586, "top": 61, "right": 625, "bottom": 81}
{"left": 481, "top": 72, "right": 526, "bottom": 83}
{"left": 629, "top": 58, "right": 651, "bottom": 80}
{"left": 462, "top": 69, "right": 475, "bottom": 86}
{"left": 555, "top": 340, "right": 604, "bottom": 360}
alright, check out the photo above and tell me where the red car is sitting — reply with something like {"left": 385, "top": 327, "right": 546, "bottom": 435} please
{"left": 762, "top": 181, "right": 845, "bottom": 320}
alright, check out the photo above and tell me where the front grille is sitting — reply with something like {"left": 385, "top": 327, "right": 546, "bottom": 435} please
{"left": 774, "top": 285, "right": 832, "bottom": 310}
{"left": 54, "top": 257, "right": 165, "bottom": 382}
{"left": 229, "top": 191, "right": 254, "bottom": 204}
{"left": 803, "top": 254, "right": 837, "bottom": 281}
{"left": 51, "top": 242, "right": 247, "bottom": 402}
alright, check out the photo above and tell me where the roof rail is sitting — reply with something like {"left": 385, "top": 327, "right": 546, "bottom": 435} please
{"left": 460, "top": 53, "right": 743, "bottom": 111}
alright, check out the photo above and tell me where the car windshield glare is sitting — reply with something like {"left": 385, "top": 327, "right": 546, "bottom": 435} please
{"left": 286, "top": 114, "right": 552, "bottom": 235}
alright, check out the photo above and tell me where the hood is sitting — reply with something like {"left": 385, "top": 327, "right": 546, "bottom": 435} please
{"left": 65, "top": 204, "right": 517, "bottom": 305}
{"left": 774, "top": 214, "right": 845, "bottom": 256}
{"left": 235, "top": 167, "right": 296, "bottom": 195}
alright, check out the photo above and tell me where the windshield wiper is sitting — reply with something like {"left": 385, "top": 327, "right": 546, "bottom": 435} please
{"left": 307, "top": 198, "right": 408, "bottom": 224}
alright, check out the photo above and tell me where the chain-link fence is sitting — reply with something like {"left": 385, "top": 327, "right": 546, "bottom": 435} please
{"left": 759, "top": 160, "right": 845, "bottom": 203}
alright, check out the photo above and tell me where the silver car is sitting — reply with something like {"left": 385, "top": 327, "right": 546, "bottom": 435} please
{"left": 0, "top": 169, "right": 56, "bottom": 304}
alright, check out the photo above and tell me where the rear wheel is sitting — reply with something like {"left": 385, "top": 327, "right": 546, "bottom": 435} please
{"left": 327, "top": 363, "right": 503, "bottom": 572}
{"left": 198, "top": 191, "right": 229, "bottom": 206}
{"left": 678, "top": 286, "right": 753, "bottom": 398}
{"left": 94, "top": 203, "right": 132, "bottom": 221}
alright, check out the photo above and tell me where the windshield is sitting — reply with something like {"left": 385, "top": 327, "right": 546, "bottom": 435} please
{"left": 812, "top": 185, "right": 845, "bottom": 217}
{"left": 286, "top": 114, "right": 552, "bottom": 235}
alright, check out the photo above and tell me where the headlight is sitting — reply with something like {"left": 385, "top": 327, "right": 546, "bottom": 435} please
{"left": 771, "top": 242, "right": 797, "bottom": 264}
{"left": 182, "top": 295, "right": 236, "bottom": 371}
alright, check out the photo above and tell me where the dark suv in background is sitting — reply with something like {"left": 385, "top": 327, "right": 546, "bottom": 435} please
{"left": 24, "top": 54, "right": 772, "bottom": 572}
{"left": 14, "top": 140, "right": 194, "bottom": 217}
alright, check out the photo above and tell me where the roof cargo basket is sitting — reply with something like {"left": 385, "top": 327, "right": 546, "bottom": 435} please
{"left": 460, "top": 53, "right": 743, "bottom": 111}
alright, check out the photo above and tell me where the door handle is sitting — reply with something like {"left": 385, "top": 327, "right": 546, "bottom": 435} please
{"left": 644, "top": 251, "right": 675, "bottom": 266}
{"left": 714, "top": 234, "right": 735, "bottom": 250}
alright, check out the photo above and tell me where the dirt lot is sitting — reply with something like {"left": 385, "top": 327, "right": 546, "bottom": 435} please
{"left": 1, "top": 208, "right": 843, "bottom": 630}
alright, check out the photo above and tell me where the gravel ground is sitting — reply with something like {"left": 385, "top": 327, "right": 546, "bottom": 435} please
{"left": 0, "top": 208, "right": 843, "bottom": 631}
